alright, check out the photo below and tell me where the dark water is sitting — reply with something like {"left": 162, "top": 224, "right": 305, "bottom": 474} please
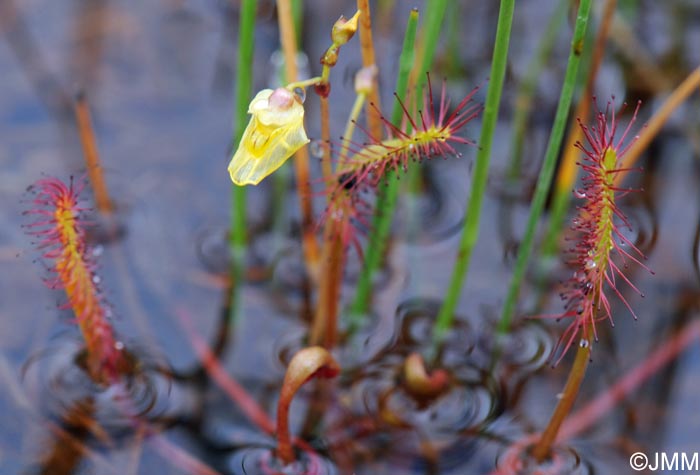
{"left": 1, "top": 0, "right": 700, "bottom": 474}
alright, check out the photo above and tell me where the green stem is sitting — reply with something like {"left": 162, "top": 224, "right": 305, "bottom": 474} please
{"left": 496, "top": 0, "right": 592, "bottom": 334}
{"left": 339, "top": 93, "right": 368, "bottom": 161}
{"left": 540, "top": 0, "right": 615, "bottom": 261}
{"left": 286, "top": 76, "right": 322, "bottom": 90}
{"left": 291, "top": 0, "right": 303, "bottom": 45}
{"left": 349, "top": 8, "right": 419, "bottom": 322}
{"left": 229, "top": 0, "right": 257, "bottom": 322}
{"left": 507, "top": 0, "right": 567, "bottom": 181}
{"left": 416, "top": 0, "right": 448, "bottom": 76}
{"left": 403, "top": 0, "right": 451, "bottom": 234}
{"left": 433, "top": 0, "right": 516, "bottom": 344}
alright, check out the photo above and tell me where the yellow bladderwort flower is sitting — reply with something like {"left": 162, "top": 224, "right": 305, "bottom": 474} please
{"left": 228, "top": 87, "right": 309, "bottom": 186}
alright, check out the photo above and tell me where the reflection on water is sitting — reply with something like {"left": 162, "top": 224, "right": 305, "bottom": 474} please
{"left": 1, "top": 0, "right": 700, "bottom": 474}
{"left": 227, "top": 447, "right": 337, "bottom": 475}
{"left": 496, "top": 442, "right": 593, "bottom": 475}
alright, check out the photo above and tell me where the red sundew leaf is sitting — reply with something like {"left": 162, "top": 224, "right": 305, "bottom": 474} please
{"left": 546, "top": 98, "right": 652, "bottom": 364}
{"left": 25, "top": 176, "right": 126, "bottom": 384}
{"left": 332, "top": 76, "right": 482, "bottom": 197}
{"left": 314, "top": 77, "right": 482, "bottom": 257}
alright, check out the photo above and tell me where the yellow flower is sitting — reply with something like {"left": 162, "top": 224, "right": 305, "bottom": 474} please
{"left": 228, "top": 87, "right": 309, "bottom": 186}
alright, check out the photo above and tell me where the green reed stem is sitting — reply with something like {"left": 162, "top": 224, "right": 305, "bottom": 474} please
{"left": 445, "top": 1, "right": 462, "bottom": 77}
{"left": 507, "top": 0, "right": 567, "bottom": 181}
{"left": 348, "top": 8, "right": 419, "bottom": 322}
{"left": 229, "top": 0, "right": 257, "bottom": 322}
{"left": 291, "top": 0, "right": 302, "bottom": 45}
{"left": 432, "top": 0, "right": 516, "bottom": 345}
{"left": 416, "top": 0, "right": 448, "bottom": 77}
{"left": 402, "top": 0, "right": 451, "bottom": 238}
{"left": 496, "top": 0, "right": 592, "bottom": 334}
{"left": 540, "top": 0, "right": 614, "bottom": 262}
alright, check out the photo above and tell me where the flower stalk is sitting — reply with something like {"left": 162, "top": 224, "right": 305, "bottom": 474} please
{"left": 316, "top": 10, "right": 360, "bottom": 185}
{"left": 310, "top": 71, "right": 371, "bottom": 348}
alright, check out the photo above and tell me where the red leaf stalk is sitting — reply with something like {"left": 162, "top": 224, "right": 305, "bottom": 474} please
{"left": 25, "top": 177, "right": 126, "bottom": 384}
{"left": 276, "top": 347, "right": 340, "bottom": 464}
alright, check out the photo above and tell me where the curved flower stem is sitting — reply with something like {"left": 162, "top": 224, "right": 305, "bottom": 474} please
{"left": 434, "top": 0, "right": 517, "bottom": 344}
{"left": 495, "top": 0, "right": 592, "bottom": 335}
{"left": 276, "top": 347, "right": 340, "bottom": 464}
{"left": 286, "top": 76, "right": 323, "bottom": 90}
{"left": 532, "top": 332, "right": 592, "bottom": 461}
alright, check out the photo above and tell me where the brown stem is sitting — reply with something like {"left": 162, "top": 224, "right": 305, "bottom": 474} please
{"left": 356, "top": 0, "right": 382, "bottom": 139}
{"left": 276, "top": 347, "right": 340, "bottom": 464}
{"left": 532, "top": 335, "right": 592, "bottom": 461}
{"left": 276, "top": 0, "right": 319, "bottom": 274}
{"left": 615, "top": 64, "right": 700, "bottom": 186}
{"left": 309, "top": 215, "right": 346, "bottom": 348}
{"left": 276, "top": 0, "right": 298, "bottom": 81}
{"left": 320, "top": 95, "right": 332, "bottom": 189}
{"left": 74, "top": 93, "right": 113, "bottom": 214}
{"left": 608, "top": 14, "right": 671, "bottom": 94}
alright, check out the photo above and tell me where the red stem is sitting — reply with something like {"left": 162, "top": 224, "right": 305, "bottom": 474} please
{"left": 276, "top": 347, "right": 340, "bottom": 464}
